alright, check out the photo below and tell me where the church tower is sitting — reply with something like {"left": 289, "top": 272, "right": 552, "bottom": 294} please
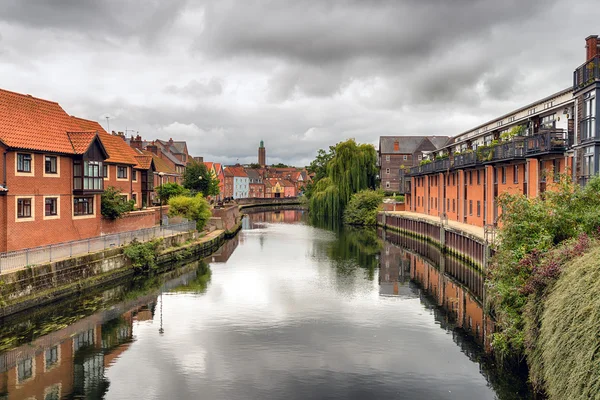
{"left": 258, "top": 140, "right": 266, "bottom": 167}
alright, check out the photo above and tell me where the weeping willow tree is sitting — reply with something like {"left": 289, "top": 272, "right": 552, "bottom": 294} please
{"left": 309, "top": 139, "right": 378, "bottom": 219}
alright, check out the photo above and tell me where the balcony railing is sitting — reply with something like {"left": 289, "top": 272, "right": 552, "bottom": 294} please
{"left": 525, "top": 130, "right": 567, "bottom": 156}
{"left": 574, "top": 56, "right": 600, "bottom": 91}
{"left": 492, "top": 137, "right": 526, "bottom": 162}
{"left": 580, "top": 117, "right": 598, "bottom": 143}
{"left": 407, "top": 165, "right": 421, "bottom": 176}
{"left": 433, "top": 158, "right": 450, "bottom": 172}
{"left": 453, "top": 152, "right": 477, "bottom": 168}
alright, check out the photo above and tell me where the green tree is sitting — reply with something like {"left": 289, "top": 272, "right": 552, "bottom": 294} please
{"left": 248, "top": 163, "right": 261, "bottom": 169}
{"left": 309, "top": 139, "right": 378, "bottom": 219}
{"left": 183, "top": 162, "right": 220, "bottom": 198}
{"left": 156, "top": 182, "right": 190, "bottom": 205}
{"left": 101, "top": 186, "right": 135, "bottom": 220}
{"left": 271, "top": 162, "right": 291, "bottom": 168}
{"left": 168, "top": 193, "right": 212, "bottom": 231}
{"left": 343, "top": 190, "right": 384, "bottom": 226}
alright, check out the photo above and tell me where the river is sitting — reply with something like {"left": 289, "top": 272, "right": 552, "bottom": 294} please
{"left": 0, "top": 209, "right": 532, "bottom": 399}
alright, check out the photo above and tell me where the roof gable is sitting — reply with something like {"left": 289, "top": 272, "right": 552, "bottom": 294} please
{"left": 71, "top": 116, "right": 139, "bottom": 166}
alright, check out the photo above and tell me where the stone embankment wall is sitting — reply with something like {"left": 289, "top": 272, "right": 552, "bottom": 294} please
{"left": 209, "top": 205, "right": 241, "bottom": 232}
{"left": 378, "top": 212, "right": 490, "bottom": 270}
{"left": 0, "top": 230, "right": 226, "bottom": 318}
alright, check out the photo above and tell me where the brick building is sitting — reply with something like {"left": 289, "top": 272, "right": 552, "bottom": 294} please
{"left": 402, "top": 35, "right": 600, "bottom": 229}
{"left": 378, "top": 136, "right": 450, "bottom": 192}
{"left": 0, "top": 88, "right": 114, "bottom": 252}
{"left": 71, "top": 117, "right": 155, "bottom": 209}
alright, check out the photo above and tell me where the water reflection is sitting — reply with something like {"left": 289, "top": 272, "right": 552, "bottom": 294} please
{"left": 379, "top": 228, "right": 532, "bottom": 399}
{"left": 0, "top": 261, "right": 211, "bottom": 400}
{"left": 0, "top": 210, "right": 532, "bottom": 400}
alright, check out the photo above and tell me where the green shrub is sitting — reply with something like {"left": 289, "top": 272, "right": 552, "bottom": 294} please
{"left": 156, "top": 182, "right": 190, "bottom": 205}
{"left": 487, "top": 174, "right": 600, "bottom": 361}
{"left": 123, "top": 239, "right": 162, "bottom": 273}
{"left": 168, "top": 193, "right": 212, "bottom": 231}
{"left": 101, "top": 186, "right": 135, "bottom": 220}
{"left": 343, "top": 189, "right": 384, "bottom": 226}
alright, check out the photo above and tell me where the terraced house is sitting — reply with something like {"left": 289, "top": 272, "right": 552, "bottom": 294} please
{"left": 0, "top": 89, "right": 111, "bottom": 252}
{"left": 396, "top": 35, "right": 600, "bottom": 229}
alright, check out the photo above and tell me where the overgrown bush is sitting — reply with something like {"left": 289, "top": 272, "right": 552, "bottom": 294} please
{"left": 487, "top": 174, "right": 600, "bottom": 361}
{"left": 168, "top": 193, "right": 212, "bottom": 231}
{"left": 101, "top": 186, "right": 135, "bottom": 220}
{"left": 343, "top": 189, "right": 384, "bottom": 226}
{"left": 123, "top": 239, "right": 162, "bottom": 273}
{"left": 530, "top": 243, "right": 600, "bottom": 399}
{"left": 156, "top": 182, "right": 190, "bottom": 205}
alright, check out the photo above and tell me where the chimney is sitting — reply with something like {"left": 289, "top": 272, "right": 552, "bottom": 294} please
{"left": 147, "top": 142, "right": 158, "bottom": 155}
{"left": 130, "top": 134, "right": 143, "bottom": 150}
{"left": 393, "top": 141, "right": 399, "bottom": 151}
{"left": 168, "top": 138, "right": 174, "bottom": 145}
{"left": 586, "top": 35, "right": 599, "bottom": 61}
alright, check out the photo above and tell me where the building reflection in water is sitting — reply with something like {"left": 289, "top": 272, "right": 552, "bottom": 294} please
{"left": 243, "top": 209, "right": 306, "bottom": 229}
{"left": 378, "top": 228, "right": 493, "bottom": 351}
{"left": 0, "top": 262, "right": 208, "bottom": 400}
{"left": 0, "top": 302, "right": 147, "bottom": 400}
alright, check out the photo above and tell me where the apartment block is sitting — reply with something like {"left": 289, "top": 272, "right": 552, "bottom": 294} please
{"left": 400, "top": 35, "right": 600, "bottom": 229}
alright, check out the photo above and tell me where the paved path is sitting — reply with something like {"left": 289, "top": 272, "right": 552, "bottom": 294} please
{"left": 383, "top": 211, "right": 487, "bottom": 241}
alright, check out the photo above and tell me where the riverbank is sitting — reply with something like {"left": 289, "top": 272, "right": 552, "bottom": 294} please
{"left": 0, "top": 229, "right": 227, "bottom": 318}
{"left": 377, "top": 211, "right": 489, "bottom": 270}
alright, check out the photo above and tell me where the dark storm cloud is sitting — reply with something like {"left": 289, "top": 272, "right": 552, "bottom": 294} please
{"left": 0, "top": 0, "right": 188, "bottom": 43}
{"left": 0, "top": 0, "right": 596, "bottom": 166}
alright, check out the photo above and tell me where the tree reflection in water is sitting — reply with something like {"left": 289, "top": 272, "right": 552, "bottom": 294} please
{"left": 309, "top": 216, "right": 382, "bottom": 281}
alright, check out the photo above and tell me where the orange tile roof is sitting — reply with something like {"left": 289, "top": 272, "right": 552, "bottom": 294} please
{"left": 142, "top": 150, "right": 176, "bottom": 174}
{"left": 71, "top": 116, "right": 138, "bottom": 166}
{"left": 0, "top": 88, "right": 83, "bottom": 154}
{"left": 66, "top": 131, "right": 99, "bottom": 154}
{"left": 225, "top": 166, "right": 248, "bottom": 177}
{"left": 203, "top": 161, "right": 214, "bottom": 171}
{"left": 134, "top": 155, "right": 153, "bottom": 170}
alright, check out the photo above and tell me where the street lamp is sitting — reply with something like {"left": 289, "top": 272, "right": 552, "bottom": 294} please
{"left": 158, "top": 172, "right": 165, "bottom": 226}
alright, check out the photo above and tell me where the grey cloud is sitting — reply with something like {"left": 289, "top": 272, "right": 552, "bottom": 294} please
{"left": 164, "top": 78, "right": 223, "bottom": 97}
{"left": 0, "top": 0, "right": 188, "bottom": 44}
{"left": 0, "top": 0, "right": 597, "bottom": 167}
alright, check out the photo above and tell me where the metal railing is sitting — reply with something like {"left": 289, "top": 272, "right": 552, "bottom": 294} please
{"left": 492, "top": 137, "right": 526, "bottom": 161}
{"left": 453, "top": 152, "right": 477, "bottom": 168}
{"left": 0, "top": 220, "right": 196, "bottom": 273}
{"left": 525, "top": 130, "right": 567, "bottom": 155}
{"left": 573, "top": 55, "right": 600, "bottom": 90}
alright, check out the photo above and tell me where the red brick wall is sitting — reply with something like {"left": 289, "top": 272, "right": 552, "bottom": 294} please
{"left": 101, "top": 209, "right": 156, "bottom": 235}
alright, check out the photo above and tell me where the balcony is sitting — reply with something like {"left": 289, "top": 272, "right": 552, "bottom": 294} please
{"left": 452, "top": 152, "right": 477, "bottom": 168}
{"left": 433, "top": 158, "right": 450, "bottom": 172}
{"left": 525, "top": 130, "right": 568, "bottom": 156}
{"left": 580, "top": 117, "right": 598, "bottom": 143}
{"left": 573, "top": 56, "right": 600, "bottom": 91}
{"left": 406, "top": 162, "right": 434, "bottom": 176}
{"left": 491, "top": 137, "right": 526, "bottom": 162}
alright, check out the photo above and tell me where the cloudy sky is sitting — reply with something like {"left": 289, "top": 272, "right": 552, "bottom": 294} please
{"left": 0, "top": 0, "right": 595, "bottom": 166}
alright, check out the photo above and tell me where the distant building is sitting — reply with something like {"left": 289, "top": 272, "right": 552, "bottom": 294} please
{"left": 246, "top": 169, "right": 265, "bottom": 198}
{"left": 258, "top": 140, "right": 266, "bottom": 167}
{"left": 378, "top": 136, "right": 450, "bottom": 192}
{"left": 224, "top": 166, "right": 249, "bottom": 199}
